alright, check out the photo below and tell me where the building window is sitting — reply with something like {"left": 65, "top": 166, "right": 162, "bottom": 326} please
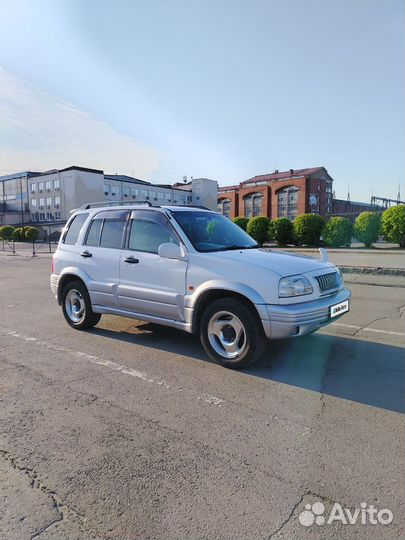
{"left": 31, "top": 213, "right": 37, "bottom": 221}
{"left": 150, "top": 190, "right": 157, "bottom": 199}
{"left": 277, "top": 187, "right": 300, "bottom": 220}
{"left": 123, "top": 187, "right": 130, "bottom": 197}
{"left": 54, "top": 196, "right": 60, "bottom": 206}
{"left": 55, "top": 211, "right": 61, "bottom": 220}
{"left": 39, "top": 197, "right": 45, "bottom": 207}
{"left": 165, "top": 193, "right": 171, "bottom": 201}
{"left": 54, "top": 179, "right": 60, "bottom": 190}
{"left": 111, "top": 185, "right": 117, "bottom": 196}
{"left": 46, "top": 212, "right": 53, "bottom": 220}
{"left": 30, "top": 183, "right": 36, "bottom": 193}
{"left": 131, "top": 188, "right": 139, "bottom": 198}
{"left": 140, "top": 189, "right": 147, "bottom": 198}
{"left": 243, "top": 193, "right": 263, "bottom": 218}
{"left": 38, "top": 182, "right": 44, "bottom": 192}
{"left": 39, "top": 213, "right": 45, "bottom": 221}
{"left": 104, "top": 183, "right": 110, "bottom": 195}
{"left": 158, "top": 192, "right": 164, "bottom": 199}
{"left": 218, "top": 198, "right": 231, "bottom": 217}
{"left": 46, "top": 197, "right": 52, "bottom": 207}
{"left": 31, "top": 198, "right": 37, "bottom": 207}
{"left": 45, "top": 181, "right": 52, "bottom": 191}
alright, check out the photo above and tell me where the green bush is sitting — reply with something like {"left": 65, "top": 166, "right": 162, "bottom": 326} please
{"left": 353, "top": 212, "right": 381, "bottom": 248}
{"left": 25, "top": 227, "right": 40, "bottom": 241}
{"left": 322, "top": 217, "right": 353, "bottom": 248}
{"left": 293, "top": 214, "right": 325, "bottom": 246}
{"left": 22, "top": 226, "right": 32, "bottom": 238}
{"left": 11, "top": 227, "right": 23, "bottom": 241}
{"left": 269, "top": 218, "right": 294, "bottom": 245}
{"left": 246, "top": 216, "right": 271, "bottom": 244}
{"left": 0, "top": 226, "right": 15, "bottom": 239}
{"left": 381, "top": 205, "right": 405, "bottom": 248}
{"left": 232, "top": 217, "right": 249, "bottom": 231}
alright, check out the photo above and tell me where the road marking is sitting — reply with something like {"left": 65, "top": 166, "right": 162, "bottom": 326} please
{"left": 331, "top": 322, "right": 405, "bottom": 337}
{"left": 0, "top": 328, "right": 226, "bottom": 407}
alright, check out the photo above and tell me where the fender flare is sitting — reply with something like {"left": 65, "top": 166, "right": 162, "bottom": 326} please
{"left": 57, "top": 266, "right": 93, "bottom": 304}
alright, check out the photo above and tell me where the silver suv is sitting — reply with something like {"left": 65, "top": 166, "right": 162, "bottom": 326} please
{"left": 51, "top": 202, "right": 350, "bottom": 368}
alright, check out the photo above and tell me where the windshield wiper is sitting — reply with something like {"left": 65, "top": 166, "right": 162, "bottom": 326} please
{"left": 216, "top": 244, "right": 260, "bottom": 251}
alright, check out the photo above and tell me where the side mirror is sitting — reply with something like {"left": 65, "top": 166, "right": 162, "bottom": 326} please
{"left": 158, "top": 242, "right": 183, "bottom": 259}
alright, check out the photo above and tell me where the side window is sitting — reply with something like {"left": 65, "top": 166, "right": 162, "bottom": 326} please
{"left": 85, "top": 218, "right": 103, "bottom": 246}
{"left": 63, "top": 213, "right": 89, "bottom": 245}
{"left": 84, "top": 210, "right": 129, "bottom": 248}
{"left": 128, "top": 211, "right": 179, "bottom": 254}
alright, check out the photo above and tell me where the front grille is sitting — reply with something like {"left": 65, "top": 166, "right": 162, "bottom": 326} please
{"left": 315, "top": 272, "right": 338, "bottom": 292}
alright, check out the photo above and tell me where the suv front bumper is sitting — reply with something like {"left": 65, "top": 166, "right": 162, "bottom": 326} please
{"left": 263, "top": 287, "right": 351, "bottom": 339}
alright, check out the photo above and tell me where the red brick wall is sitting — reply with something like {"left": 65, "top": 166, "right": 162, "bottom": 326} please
{"left": 271, "top": 177, "right": 306, "bottom": 218}
{"left": 238, "top": 185, "right": 271, "bottom": 218}
{"left": 218, "top": 190, "right": 239, "bottom": 218}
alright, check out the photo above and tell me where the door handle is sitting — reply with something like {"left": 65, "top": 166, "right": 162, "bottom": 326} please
{"left": 124, "top": 256, "right": 139, "bottom": 264}
{"left": 80, "top": 250, "right": 92, "bottom": 258}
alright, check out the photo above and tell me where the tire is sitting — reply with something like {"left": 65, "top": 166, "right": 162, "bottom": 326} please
{"left": 200, "top": 297, "right": 267, "bottom": 369}
{"left": 61, "top": 280, "right": 101, "bottom": 330}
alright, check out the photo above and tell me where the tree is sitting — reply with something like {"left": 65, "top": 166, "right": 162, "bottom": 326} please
{"left": 246, "top": 216, "right": 271, "bottom": 244}
{"left": 322, "top": 217, "right": 353, "bottom": 248}
{"left": 0, "top": 226, "right": 15, "bottom": 239}
{"left": 11, "top": 227, "right": 23, "bottom": 241}
{"left": 381, "top": 205, "right": 405, "bottom": 248}
{"left": 293, "top": 214, "right": 325, "bottom": 246}
{"left": 232, "top": 217, "right": 249, "bottom": 231}
{"left": 25, "top": 227, "right": 40, "bottom": 241}
{"left": 270, "top": 218, "right": 294, "bottom": 245}
{"left": 353, "top": 212, "right": 381, "bottom": 248}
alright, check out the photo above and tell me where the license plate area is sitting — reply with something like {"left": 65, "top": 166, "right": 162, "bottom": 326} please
{"left": 330, "top": 300, "right": 349, "bottom": 318}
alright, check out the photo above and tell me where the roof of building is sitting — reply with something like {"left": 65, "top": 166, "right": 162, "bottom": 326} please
{"left": 0, "top": 171, "right": 42, "bottom": 182}
{"left": 241, "top": 167, "right": 327, "bottom": 184}
{"left": 104, "top": 174, "right": 150, "bottom": 185}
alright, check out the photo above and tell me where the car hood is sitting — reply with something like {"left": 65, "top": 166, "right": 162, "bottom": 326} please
{"left": 207, "top": 248, "right": 335, "bottom": 277}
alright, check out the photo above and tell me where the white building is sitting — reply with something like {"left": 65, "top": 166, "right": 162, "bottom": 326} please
{"left": 22, "top": 166, "right": 218, "bottom": 234}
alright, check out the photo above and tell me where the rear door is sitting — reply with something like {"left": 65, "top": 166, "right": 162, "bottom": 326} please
{"left": 79, "top": 210, "right": 129, "bottom": 308}
{"left": 118, "top": 210, "right": 187, "bottom": 321}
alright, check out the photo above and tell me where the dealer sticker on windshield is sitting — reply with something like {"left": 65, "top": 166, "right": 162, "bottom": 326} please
{"left": 330, "top": 300, "right": 349, "bottom": 318}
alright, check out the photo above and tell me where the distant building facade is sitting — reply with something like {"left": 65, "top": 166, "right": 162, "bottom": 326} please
{"left": 0, "top": 166, "right": 218, "bottom": 233}
{"left": 218, "top": 167, "right": 334, "bottom": 220}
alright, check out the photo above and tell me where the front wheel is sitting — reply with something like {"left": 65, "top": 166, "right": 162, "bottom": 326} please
{"left": 200, "top": 298, "right": 267, "bottom": 369}
{"left": 61, "top": 280, "right": 101, "bottom": 330}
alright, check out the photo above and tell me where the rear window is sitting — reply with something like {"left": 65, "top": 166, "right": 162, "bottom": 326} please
{"left": 63, "top": 213, "right": 89, "bottom": 245}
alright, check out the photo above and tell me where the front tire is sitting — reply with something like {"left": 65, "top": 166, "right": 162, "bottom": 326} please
{"left": 200, "top": 298, "right": 267, "bottom": 369}
{"left": 61, "top": 280, "right": 101, "bottom": 330}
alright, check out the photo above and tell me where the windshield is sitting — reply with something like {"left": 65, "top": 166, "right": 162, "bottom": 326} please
{"left": 172, "top": 211, "right": 259, "bottom": 252}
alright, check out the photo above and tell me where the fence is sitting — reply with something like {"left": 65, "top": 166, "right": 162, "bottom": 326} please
{"left": 1, "top": 237, "right": 59, "bottom": 256}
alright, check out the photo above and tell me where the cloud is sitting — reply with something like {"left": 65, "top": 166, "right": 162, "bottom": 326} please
{"left": 0, "top": 67, "right": 160, "bottom": 178}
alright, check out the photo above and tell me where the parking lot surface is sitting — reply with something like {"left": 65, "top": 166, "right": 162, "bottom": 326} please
{"left": 0, "top": 255, "right": 404, "bottom": 539}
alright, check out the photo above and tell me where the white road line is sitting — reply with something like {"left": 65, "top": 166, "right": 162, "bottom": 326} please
{"left": 0, "top": 328, "right": 226, "bottom": 407}
{"left": 331, "top": 322, "right": 405, "bottom": 337}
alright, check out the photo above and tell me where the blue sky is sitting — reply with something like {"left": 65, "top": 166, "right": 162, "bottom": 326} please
{"left": 0, "top": 0, "right": 403, "bottom": 201}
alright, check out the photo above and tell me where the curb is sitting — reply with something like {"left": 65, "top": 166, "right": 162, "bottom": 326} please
{"left": 340, "top": 266, "right": 405, "bottom": 277}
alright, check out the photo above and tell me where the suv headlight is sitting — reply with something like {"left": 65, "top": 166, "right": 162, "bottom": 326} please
{"left": 279, "top": 275, "right": 313, "bottom": 297}
{"left": 337, "top": 268, "right": 344, "bottom": 285}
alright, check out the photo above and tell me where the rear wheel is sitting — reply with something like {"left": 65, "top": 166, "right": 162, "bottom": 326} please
{"left": 61, "top": 280, "right": 101, "bottom": 330}
{"left": 200, "top": 297, "right": 267, "bottom": 369}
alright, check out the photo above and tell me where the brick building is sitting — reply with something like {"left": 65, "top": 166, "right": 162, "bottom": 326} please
{"left": 218, "top": 167, "right": 334, "bottom": 220}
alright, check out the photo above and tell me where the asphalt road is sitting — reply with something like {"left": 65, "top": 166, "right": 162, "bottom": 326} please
{"left": 0, "top": 256, "right": 404, "bottom": 540}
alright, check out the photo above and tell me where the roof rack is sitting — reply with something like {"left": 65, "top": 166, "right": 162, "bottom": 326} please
{"left": 168, "top": 204, "right": 212, "bottom": 211}
{"left": 78, "top": 200, "right": 154, "bottom": 210}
